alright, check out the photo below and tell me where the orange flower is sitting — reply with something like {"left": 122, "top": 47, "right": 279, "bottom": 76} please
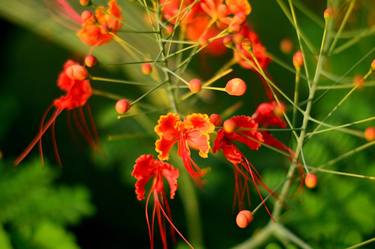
{"left": 155, "top": 113, "right": 215, "bottom": 184}
{"left": 77, "top": 0, "right": 122, "bottom": 46}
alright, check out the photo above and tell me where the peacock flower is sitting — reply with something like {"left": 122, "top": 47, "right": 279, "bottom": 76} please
{"left": 132, "top": 154, "right": 192, "bottom": 249}
{"left": 213, "top": 115, "right": 274, "bottom": 213}
{"left": 15, "top": 60, "right": 98, "bottom": 166}
{"left": 155, "top": 113, "right": 215, "bottom": 184}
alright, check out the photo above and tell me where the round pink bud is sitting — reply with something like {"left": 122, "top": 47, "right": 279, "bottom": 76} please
{"left": 305, "top": 173, "right": 318, "bottom": 189}
{"left": 293, "top": 51, "right": 304, "bottom": 69}
{"left": 210, "top": 114, "right": 222, "bottom": 127}
{"left": 364, "top": 127, "right": 375, "bottom": 141}
{"left": 236, "top": 210, "right": 253, "bottom": 229}
{"left": 225, "top": 78, "right": 247, "bottom": 96}
{"left": 84, "top": 55, "right": 97, "bottom": 68}
{"left": 65, "top": 64, "right": 88, "bottom": 80}
{"left": 188, "top": 79, "right": 202, "bottom": 93}
{"left": 81, "top": 10, "right": 93, "bottom": 22}
{"left": 115, "top": 99, "right": 131, "bottom": 114}
{"left": 141, "top": 63, "right": 152, "bottom": 75}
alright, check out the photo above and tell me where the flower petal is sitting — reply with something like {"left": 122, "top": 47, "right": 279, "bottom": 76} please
{"left": 154, "top": 113, "right": 180, "bottom": 160}
{"left": 184, "top": 113, "right": 215, "bottom": 158}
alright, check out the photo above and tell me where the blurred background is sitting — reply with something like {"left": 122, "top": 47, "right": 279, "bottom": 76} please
{"left": 0, "top": 0, "right": 374, "bottom": 248}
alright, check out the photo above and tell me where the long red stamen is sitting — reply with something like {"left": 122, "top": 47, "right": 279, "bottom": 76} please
{"left": 38, "top": 105, "right": 53, "bottom": 165}
{"left": 145, "top": 189, "right": 154, "bottom": 249}
{"left": 55, "top": 0, "right": 82, "bottom": 24}
{"left": 51, "top": 120, "right": 62, "bottom": 166}
{"left": 79, "top": 107, "right": 98, "bottom": 150}
{"left": 15, "top": 108, "right": 63, "bottom": 166}
{"left": 243, "top": 158, "right": 273, "bottom": 220}
{"left": 72, "top": 110, "right": 96, "bottom": 148}
{"left": 86, "top": 105, "right": 100, "bottom": 145}
{"left": 158, "top": 198, "right": 194, "bottom": 249}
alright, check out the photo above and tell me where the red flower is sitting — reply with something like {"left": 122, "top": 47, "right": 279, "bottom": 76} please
{"left": 155, "top": 113, "right": 215, "bottom": 184}
{"left": 77, "top": 0, "right": 122, "bottom": 46}
{"left": 213, "top": 116, "right": 273, "bottom": 212}
{"left": 132, "top": 154, "right": 192, "bottom": 249}
{"left": 15, "top": 60, "right": 97, "bottom": 165}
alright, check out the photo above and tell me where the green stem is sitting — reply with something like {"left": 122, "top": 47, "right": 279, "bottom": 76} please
{"left": 273, "top": 223, "right": 313, "bottom": 249}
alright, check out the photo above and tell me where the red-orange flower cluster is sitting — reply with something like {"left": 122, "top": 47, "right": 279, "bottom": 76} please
{"left": 160, "top": 0, "right": 268, "bottom": 61}
{"left": 77, "top": 0, "right": 122, "bottom": 46}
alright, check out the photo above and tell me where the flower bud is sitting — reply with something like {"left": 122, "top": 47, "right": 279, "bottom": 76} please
{"left": 353, "top": 75, "right": 364, "bottom": 89}
{"left": 210, "top": 114, "right": 222, "bottom": 126}
{"left": 188, "top": 79, "right": 202, "bottom": 93}
{"left": 305, "top": 173, "right": 318, "bottom": 189}
{"left": 280, "top": 38, "right": 293, "bottom": 54}
{"left": 80, "top": 0, "right": 91, "bottom": 6}
{"left": 65, "top": 64, "right": 88, "bottom": 80}
{"left": 364, "top": 127, "right": 375, "bottom": 141}
{"left": 274, "top": 103, "right": 286, "bottom": 117}
{"left": 293, "top": 51, "right": 304, "bottom": 69}
{"left": 236, "top": 210, "right": 253, "bottom": 229}
{"left": 84, "top": 55, "right": 97, "bottom": 68}
{"left": 324, "top": 7, "right": 333, "bottom": 19}
{"left": 371, "top": 59, "right": 375, "bottom": 71}
{"left": 141, "top": 63, "right": 152, "bottom": 75}
{"left": 223, "top": 119, "right": 236, "bottom": 133}
{"left": 115, "top": 99, "right": 131, "bottom": 114}
{"left": 225, "top": 78, "right": 247, "bottom": 96}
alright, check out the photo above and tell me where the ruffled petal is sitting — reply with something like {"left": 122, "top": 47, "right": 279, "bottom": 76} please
{"left": 253, "top": 101, "right": 286, "bottom": 128}
{"left": 131, "top": 154, "right": 155, "bottom": 200}
{"left": 184, "top": 113, "right": 215, "bottom": 158}
{"left": 161, "top": 162, "right": 179, "bottom": 199}
{"left": 227, "top": 115, "right": 263, "bottom": 150}
{"left": 155, "top": 113, "right": 180, "bottom": 160}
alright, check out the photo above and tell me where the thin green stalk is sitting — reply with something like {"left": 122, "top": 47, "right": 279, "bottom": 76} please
{"left": 319, "top": 140, "right": 375, "bottom": 168}
{"left": 328, "top": 0, "right": 357, "bottom": 55}
{"left": 272, "top": 0, "right": 329, "bottom": 220}
{"left": 275, "top": 0, "right": 316, "bottom": 55}
{"left": 308, "top": 166, "right": 375, "bottom": 181}
{"left": 345, "top": 237, "right": 375, "bottom": 249}
{"left": 306, "top": 116, "right": 375, "bottom": 137}
{"left": 91, "top": 76, "right": 152, "bottom": 86}
{"left": 131, "top": 80, "right": 169, "bottom": 105}
{"left": 273, "top": 223, "right": 313, "bottom": 249}
{"left": 231, "top": 223, "right": 274, "bottom": 249}
{"left": 309, "top": 85, "right": 358, "bottom": 137}
{"left": 292, "top": 68, "right": 301, "bottom": 127}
